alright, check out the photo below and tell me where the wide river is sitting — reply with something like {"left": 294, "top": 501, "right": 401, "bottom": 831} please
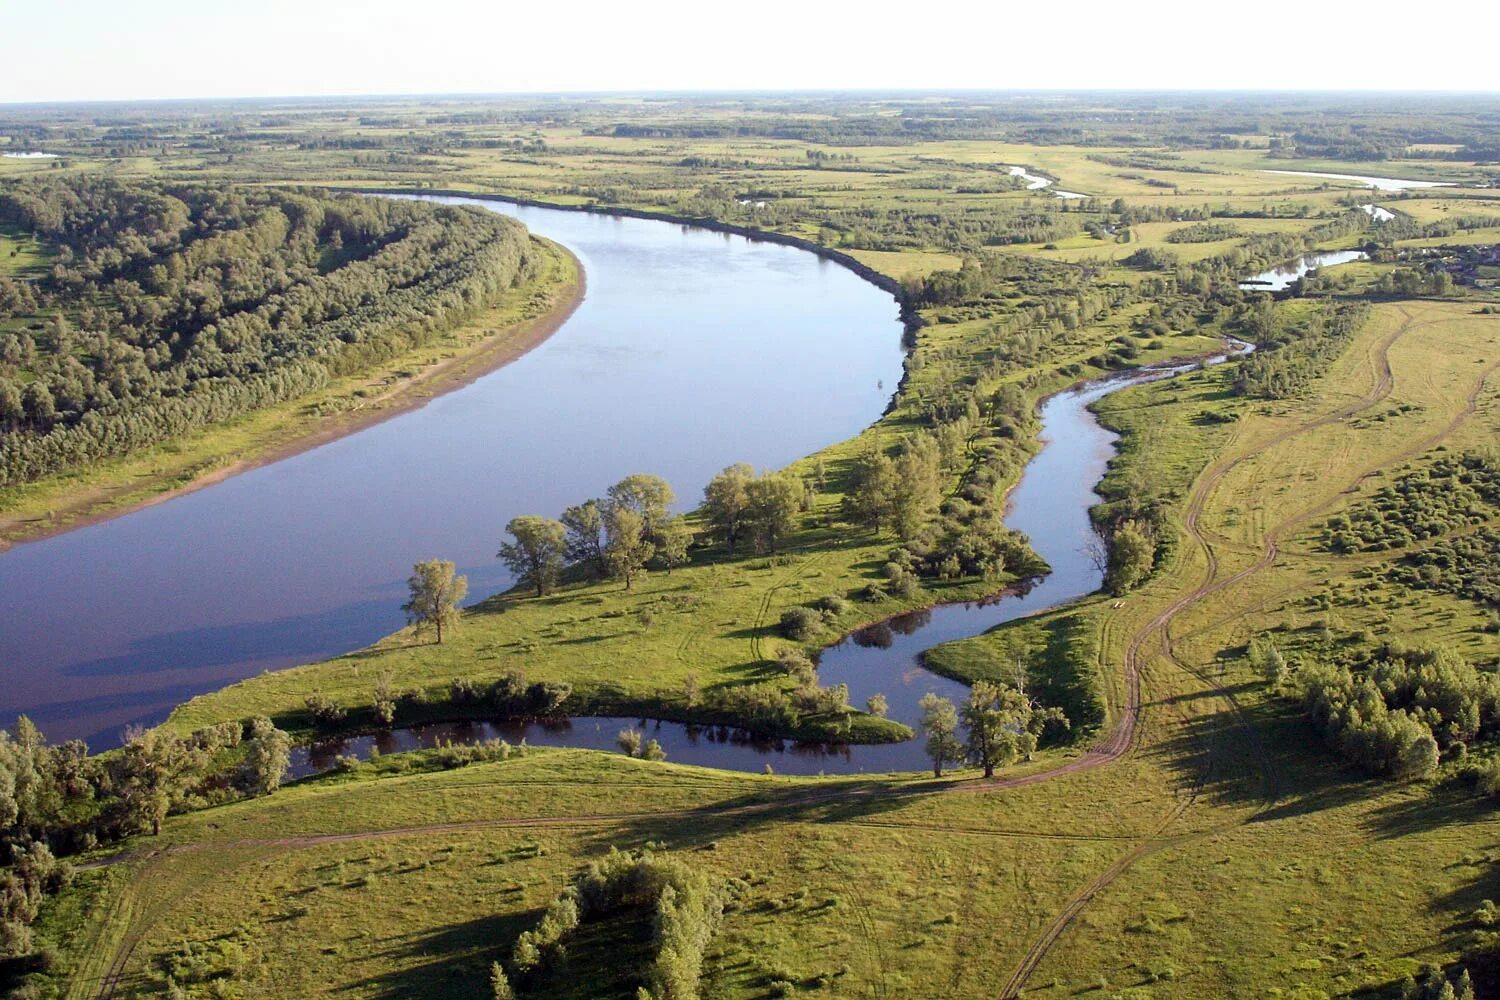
{"left": 0, "top": 198, "right": 906, "bottom": 747}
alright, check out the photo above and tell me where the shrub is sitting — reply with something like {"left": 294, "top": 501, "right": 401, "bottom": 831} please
{"left": 779, "top": 607, "right": 821, "bottom": 640}
{"left": 304, "top": 693, "right": 347, "bottom": 728}
{"left": 775, "top": 648, "right": 817, "bottom": 685}
{"left": 813, "top": 594, "right": 851, "bottom": 616}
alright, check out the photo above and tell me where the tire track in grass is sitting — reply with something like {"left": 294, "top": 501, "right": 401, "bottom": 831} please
{"left": 993, "top": 310, "right": 1419, "bottom": 998}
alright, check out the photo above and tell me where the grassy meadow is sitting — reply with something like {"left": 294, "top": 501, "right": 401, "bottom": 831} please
{"left": 3, "top": 96, "right": 1499, "bottom": 1000}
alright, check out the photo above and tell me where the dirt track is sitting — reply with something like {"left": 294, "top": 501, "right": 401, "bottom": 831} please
{"left": 89, "top": 310, "right": 1499, "bottom": 1000}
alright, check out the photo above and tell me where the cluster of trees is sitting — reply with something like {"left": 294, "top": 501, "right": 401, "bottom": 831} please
{"left": 1322, "top": 453, "right": 1499, "bottom": 554}
{"left": 1164, "top": 221, "right": 1244, "bottom": 244}
{"left": 494, "top": 848, "right": 724, "bottom": 1000}
{"left": 0, "top": 714, "right": 291, "bottom": 961}
{"left": 1390, "top": 528, "right": 1500, "bottom": 610}
{"left": 499, "top": 474, "right": 690, "bottom": 596}
{"left": 700, "top": 463, "right": 810, "bottom": 555}
{"left": 449, "top": 670, "right": 573, "bottom": 720}
{"left": 917, "top": 672, "right": 1068, "bottom": 778}
{"left": 1295, "top": 645, "right": 1500, "bottom": 779}
{"left": 1372, "top": 266, "right": 1456, "bottom": 298}
{"left": 1390, "top": 967, "right": 1479, "bottom": 1000}
{"left": 0, "top": 177, "right": 536, "bottom": 485}
{"left": 1233, "top": 300, "right": 1370, "bottom": 399}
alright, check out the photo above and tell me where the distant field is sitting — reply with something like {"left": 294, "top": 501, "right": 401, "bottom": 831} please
{"left": 4, "top": 96, "right": 1500, "bottom": 1000}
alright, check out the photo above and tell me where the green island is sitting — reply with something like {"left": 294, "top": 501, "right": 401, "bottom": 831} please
{"left": 1, "top": 91, "right": 1499, "bottom": 1000}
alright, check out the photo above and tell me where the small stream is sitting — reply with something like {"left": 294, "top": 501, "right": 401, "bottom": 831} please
{"left": 294, "top": 347, "right": 1249, "bottom": 777}
{"left": 1008, "top": 165, "right": 1089, "bottom": 200}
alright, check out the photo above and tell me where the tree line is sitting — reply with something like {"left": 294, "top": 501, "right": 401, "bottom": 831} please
{"left": 0, "top": 714, "right": 292, "bottom": 962}
{"left": 0, "top": 177, "right": 537, "bottom": 485}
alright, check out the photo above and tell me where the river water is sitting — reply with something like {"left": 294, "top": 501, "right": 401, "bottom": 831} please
{"left": 292, "top": 350, "right": 1246, "bottom": 777}
{"left": 0, "top": 198, "right": 906, "bottom": 747}
{"left": 1262, "top": 169, "right": 1454, "bottom": 191}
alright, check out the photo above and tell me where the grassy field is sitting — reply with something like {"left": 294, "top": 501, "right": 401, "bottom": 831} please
{"left": 5, "top": 98, "right": 1500, "bottom": 1000}
{"left": 124, "top": 301, "right": 1500, "bottom": 999}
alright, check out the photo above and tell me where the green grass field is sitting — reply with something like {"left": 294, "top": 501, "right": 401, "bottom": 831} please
{"left": 5, "top": 98, "right": 1500, "bottom": 1000}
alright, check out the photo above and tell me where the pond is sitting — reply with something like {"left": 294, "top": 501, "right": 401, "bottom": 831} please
{"left": 1238, "top": 249, "right": 1368, "bottom": 291}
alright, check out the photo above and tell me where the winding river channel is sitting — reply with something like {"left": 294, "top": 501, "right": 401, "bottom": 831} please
{"left": 2, "top": 194, "right": 1250, "bottom": 776}
{"left": 290, "top": 345, "right": 1243, "bottom": 777}
{"left": 0, "top": 199, "right": 906, "bottom": 746}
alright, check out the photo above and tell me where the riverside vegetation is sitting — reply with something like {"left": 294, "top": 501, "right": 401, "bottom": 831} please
{"left": 2, "top": 92, "right": 1499, "bottom": 999}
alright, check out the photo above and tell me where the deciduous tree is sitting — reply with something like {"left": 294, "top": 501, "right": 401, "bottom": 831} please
{"left": 403, "top": 559, "right": 469, "bottom": 642}
{"left": 498, "top": 517, "right": 566, "bottom": 598}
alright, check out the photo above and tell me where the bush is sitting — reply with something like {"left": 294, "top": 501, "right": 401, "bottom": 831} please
{"left": 813, "top": 594, "right": 851, "bottom": 616}
{"left": 779, "top": 607, "right": 821, "bottom": 640}
{"left": 775, "top": 648, "right": 817, "bottom": 685}
{"left": 304, "top": 693, "right": 347, "bottom": 728}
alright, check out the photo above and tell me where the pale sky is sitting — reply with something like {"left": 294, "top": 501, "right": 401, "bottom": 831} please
{"left": 4, "top": 0, "right": 1498, "bottom": 104}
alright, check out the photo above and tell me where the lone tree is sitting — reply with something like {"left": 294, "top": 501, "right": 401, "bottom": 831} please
{"left": 962, "top": 680, "right": 1035, "bottom": 778}
{"left": 403, "top": 559, "right": 468, "bottom": 643}
{"left": 244, "top": 716, "right": 292, "bottom": 795}
{"left": 919, "top": 692, "right": 964, "bottom": 778}
{"left": 498, "top": 516, "right": 567, "bottom": 597}
{"left": 1104, "top": 519, "right": 1155, "bottom": 595}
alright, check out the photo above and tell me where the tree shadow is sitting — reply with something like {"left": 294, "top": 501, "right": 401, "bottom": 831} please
{"left": 1361, "top": 783, "right": 1498, "bottom": 841}
{"left": 573, "top": 778, "right": 951, "bottom": 854}
{"left": 336, "top": 912, "right": 522, "bottom": 999}
{"left": 1144, "top": 692, "right": 1372, "bottom": 820}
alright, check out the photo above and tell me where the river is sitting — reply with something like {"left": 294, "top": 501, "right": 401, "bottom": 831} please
{"left": 291, "top": 348, "right": 1248, "bottom": 777}
{"left": 1262, "top": 168, "right": 1454, "bottom": 191}
{"left": 0, "top": 198, "right": 907, "bottom": 747}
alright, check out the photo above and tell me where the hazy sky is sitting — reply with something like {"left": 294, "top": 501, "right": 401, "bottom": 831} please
{"left": 5, "top": 0, "right": 1499, "bottom": 104}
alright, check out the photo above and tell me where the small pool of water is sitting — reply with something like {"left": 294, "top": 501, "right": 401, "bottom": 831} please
{"left": 1238, "top": 249, "right": 1368, "bottom": 291}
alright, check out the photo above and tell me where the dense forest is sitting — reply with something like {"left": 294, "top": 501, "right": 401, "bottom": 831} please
{"left": 0, "top": 179, "right": 536, "bottom": 485}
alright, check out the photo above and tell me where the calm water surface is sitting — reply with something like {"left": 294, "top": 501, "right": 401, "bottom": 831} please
{"left": 1239, "top": 249, "right": 1368, "bottom": 292}
{"left": 309, "top": 351, "right": 1245, "bottom": 776}
{"left": 1262, "top": 169, "right": 1454, "bottom": 191}
{"left": 0, "top": 198, "right": 905, "bottom": 746}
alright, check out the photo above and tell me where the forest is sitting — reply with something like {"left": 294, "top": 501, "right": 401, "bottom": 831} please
{"left": 0, "top": 179, "right": 535, "bottom": 485}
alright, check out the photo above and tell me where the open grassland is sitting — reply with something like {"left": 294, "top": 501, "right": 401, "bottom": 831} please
{"left": 966, "top": 301, "right": 1500, "bottom": 997}
{"left": 105, "top": 304, "right": 1500, "bottom": 1000}
{"left": 5, "top": 99, "right": 1500, "bottom": 1000}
